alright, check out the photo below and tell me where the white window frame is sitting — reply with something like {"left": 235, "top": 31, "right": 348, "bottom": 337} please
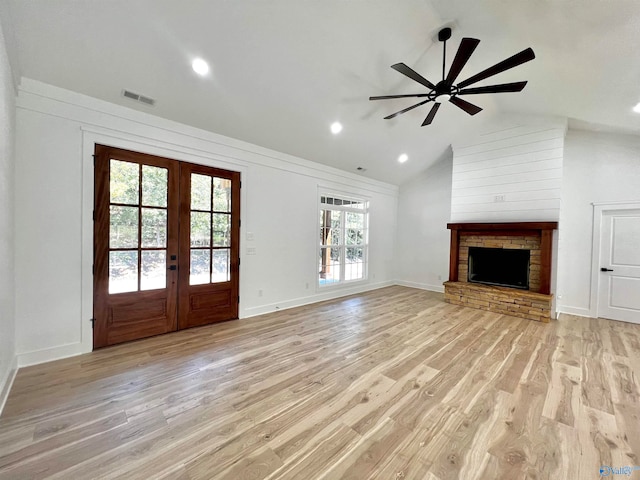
{"left": 317, "top": 190, "right": 369, "bottom": 288}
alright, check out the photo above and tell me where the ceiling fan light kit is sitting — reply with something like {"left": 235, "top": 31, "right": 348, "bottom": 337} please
{"left": 370, "top": 27, "right": 535, "bottom": 126}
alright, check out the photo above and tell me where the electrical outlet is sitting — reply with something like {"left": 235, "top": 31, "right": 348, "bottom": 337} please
{"left": 246, "top": 232, "right": 255, "bottom": 241}
{"left": 258, "top": 289, "right": 263, "bottom": 297}
{"left": 494, "top": 194, "right": 505, "bottom": 202}
{"left": 438, "top": 274, "right": 442, "bottom": 281}
{"left": 305, "top": 282, "right": 309, "bottom": 289}
{"left": 246, "top": 247, "right": 257, "bottom": 255}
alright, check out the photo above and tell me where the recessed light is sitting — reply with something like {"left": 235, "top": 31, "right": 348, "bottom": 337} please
{"left": 398, "top": 153, "right": 408, "bottom": 163}
{"left": 330, "top": 122, "right": 343, "bottom": 134}
{"left": 192, "top": 58, "right": 209, "bottom": 76}
{"left": 633, "top": 102, "right": 640, "bottom": 113}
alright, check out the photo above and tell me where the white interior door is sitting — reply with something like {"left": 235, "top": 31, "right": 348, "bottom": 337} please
{"left": 597, "top": 208, "right": 640, "bottom": 324}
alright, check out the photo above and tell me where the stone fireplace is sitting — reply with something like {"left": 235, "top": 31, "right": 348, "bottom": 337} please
{"left": 443, "top": 222, "right": 558, "bottom": 322}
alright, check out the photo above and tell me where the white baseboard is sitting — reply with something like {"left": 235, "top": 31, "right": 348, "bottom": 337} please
{"left": 242, "top": 280, "right": 395, "bottom": 318}
{"left": 0, "top": 355, "right": 18, "bottom": 416}
{"left": 394, "top": 280, "right": 445, "bottom": 293}
{"left": 556, "top": 305, "right": 593, "bottom": 318}
{"left": 17, "top": 342, "right": 90, "bottom": 368}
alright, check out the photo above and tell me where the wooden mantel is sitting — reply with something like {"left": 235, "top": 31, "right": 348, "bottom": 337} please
{"left": 447, "top": 222, "right": 558, "bottom": 295}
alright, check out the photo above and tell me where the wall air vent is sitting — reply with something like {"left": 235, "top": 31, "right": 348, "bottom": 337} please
{"left": 122, "top": 89, "right": 156, "bottom": 106}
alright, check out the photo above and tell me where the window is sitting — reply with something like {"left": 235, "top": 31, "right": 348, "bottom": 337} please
{"left": 319, "top": 194, "right": 369, "bottom": 286}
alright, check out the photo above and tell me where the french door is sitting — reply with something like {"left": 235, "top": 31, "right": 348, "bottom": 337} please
{"left": 93, "top": 145, "right": 240, "bottom": 348}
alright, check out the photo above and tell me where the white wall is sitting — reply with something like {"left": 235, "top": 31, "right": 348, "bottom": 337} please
{"left": 0, "top": 20, "right": 17, "bottom": 410}
{"left": 395, "top": 150, "right": 452, "bottom": 292}
{"left": 557, "top": 129, "right": 640, "bottom": 316}
{"left": 451, "top": 115, "right": 566, "bottom": 222}
{"left": 14, "top": 79, "right": 398, "bottom": 366}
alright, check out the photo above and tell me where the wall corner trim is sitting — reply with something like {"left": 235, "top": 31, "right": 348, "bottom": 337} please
{"left": 0, "top": 355, "right": 18, "bottom": 416}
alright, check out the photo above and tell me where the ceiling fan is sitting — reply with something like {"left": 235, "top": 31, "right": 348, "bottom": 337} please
{"left": 370, "top": 27, "right": 535, "bottom": 126}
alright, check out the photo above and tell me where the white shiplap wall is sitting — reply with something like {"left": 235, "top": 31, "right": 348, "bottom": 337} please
{"left": 451, "top": 118, "right": 567, "bottom": 222}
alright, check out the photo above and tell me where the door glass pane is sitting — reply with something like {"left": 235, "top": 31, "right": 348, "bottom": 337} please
{"left": 330, "top": 211, "right": 342, "bottom": 246}
{"left": 212, "top": 249, "right": 230, "bottom": 283}
{"left": 213, "top": 177, "right": 231, "bottom": 212}
{"left": 109, "top": 251, "right": 138, "bottom": 293}
{"left": 191, "top": 174, "right": 211, "bottom": 211}
{"left": 190, "top": 249, "right": 210, "bottom": 285}
{"left": 110, "top": 160, "right": 139, "bottom": 205}
{"left": 142, "top": 165, "right": 168, "bottom": 207}
{"left": 320, "top": 210, "right": 331, "bottom": 246}
{"left": 346, "top": 247, "right": 364, "bottom": 281}
{"left": 141, "top": 251, "right": 166, "bottom": 290}
{"left": 346, "top": 212, "right": 364, "bottom": 229}
{"left": 212, "top": 213, "right": 230, "bottom": 247}
{"left": 346, "top": 229, "right": 364, "bottom": 245}
{"left": 110, "top": 206, "right": 139, "bottom": 248}
{"left": 318, "top": 247, "right": 340, "bottom": 285}
{"left": 141, "top": 208, "right": 167, "bottom": 248}
{"left": 191, "top": 212, "right": 211, "bottom": 247}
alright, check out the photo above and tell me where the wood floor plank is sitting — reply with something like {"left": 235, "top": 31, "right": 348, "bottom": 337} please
{"left": 0, "top": 287, "right": 638, "bottom": 479}
{"left": 265, "top": 422, "right": 361, "bottom": 480}
{"left": 317, "top": 416, "right": 412, "bottom": 480}
{"left": 542, "top": 362, "right": 581, "bottom": 427}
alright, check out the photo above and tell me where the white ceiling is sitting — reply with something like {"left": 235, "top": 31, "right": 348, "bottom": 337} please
{"left": 2, "top": 0, "right": 640, "bottom": 185}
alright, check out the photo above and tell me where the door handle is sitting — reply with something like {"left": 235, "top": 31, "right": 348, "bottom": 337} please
{"left": 168, "top": 265, "right": 177, "bottom": 271}
{"left": 600, "top": 267, "right": 614, "bottom": 272}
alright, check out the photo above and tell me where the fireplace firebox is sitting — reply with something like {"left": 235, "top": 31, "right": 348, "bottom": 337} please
{"left": 468, "top": 247, "right": 530, "bottom": 290}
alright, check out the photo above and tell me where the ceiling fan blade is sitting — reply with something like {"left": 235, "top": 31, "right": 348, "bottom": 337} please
{"left": 369, "top": 93, "right": 430, "bottom": 101}
{"left": 391, "top": 63, "right": 436, "bottom": 90}
{"left": 458, "top": 81, "right": 528, "bottom": 95}
{"left": 445, "top": 38, "right": 480, "bottom": 85}
{"left": 421, "top": 102, "right": 441, "bottom": 126}
{"left": 449, "top": 96, "right": 482, "bottom": 115}
{"left": 384, "top": 99, "right": 432, "bottom": 120}
{"left": 457, "top": 47, "right": 535, "bottom": 89}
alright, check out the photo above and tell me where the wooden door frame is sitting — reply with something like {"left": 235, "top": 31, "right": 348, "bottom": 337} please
{"left": 177, "top": 162, "right": 241, "bottom": 329}
{"left": 93, "top": 145, "right": 181, "bottom": 348}
{"left": 590, "top": 201, "right": 640, "bottom": 318}
{"left": 74, "top": 133, "right": 248, "bottom": 358}
{"left": 88, "top": 139, "right": 243, "bottom": 349}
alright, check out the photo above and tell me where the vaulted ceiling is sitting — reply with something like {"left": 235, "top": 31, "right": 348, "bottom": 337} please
{"left": 2, "top": 0, "right": 640, "bottom": 184}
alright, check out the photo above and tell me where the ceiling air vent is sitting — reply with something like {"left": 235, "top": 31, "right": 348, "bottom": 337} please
{"left": 122, "top": 89, "right": 156, "bottom": 106}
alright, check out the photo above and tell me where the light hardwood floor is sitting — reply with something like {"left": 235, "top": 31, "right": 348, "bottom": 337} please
{"left": 1, "top": 286, "right": 639, "bottom": 479}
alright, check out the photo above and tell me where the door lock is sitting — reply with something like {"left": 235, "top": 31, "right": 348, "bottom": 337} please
{"left": 168, "top": 265, "right": 177, "bottom": 271}
{"left": 600, "top": 267, "right": 614, "bottom": 272}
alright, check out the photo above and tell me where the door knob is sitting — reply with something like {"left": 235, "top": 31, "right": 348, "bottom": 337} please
{"left": 600, "top": 267, "right": 614, "bottom": 272}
